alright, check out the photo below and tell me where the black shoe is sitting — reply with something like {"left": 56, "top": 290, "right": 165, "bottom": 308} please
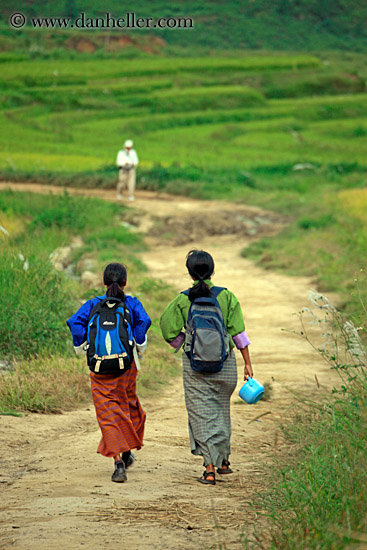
{"left": 111, "top": 460, "right": 127, "bottom": 483}
{"left": 122, "top": 451, "right": 135, "bottom": 469}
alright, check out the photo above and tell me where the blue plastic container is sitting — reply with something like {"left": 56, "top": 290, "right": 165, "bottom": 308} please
{"left": 239, "top": 378, "right": 264, "bottom": 404}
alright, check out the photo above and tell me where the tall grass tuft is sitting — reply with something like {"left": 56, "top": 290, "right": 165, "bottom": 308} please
{"left": 0, "top": 357, "right": 90, "bottom": 413}
{"left": 0, "top": 248, "right": 75, "bottom": 358}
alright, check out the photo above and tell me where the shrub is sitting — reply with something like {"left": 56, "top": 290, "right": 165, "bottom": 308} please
{"left": 0, "top": 248, "right": 74, "bottom": 358}
{"left": 85, "top": 226, "right": 143, "bottom": 247}
{"left": 298, "top": 213, "right": 336, "bottom": 230}
{"left": 265, "top": 73, "right": 366, "bottom": 99}
{"left": 354, "top": 125, "right": 367, "bottom": 137}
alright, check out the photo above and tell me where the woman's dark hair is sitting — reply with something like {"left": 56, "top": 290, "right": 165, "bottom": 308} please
{"left": 185, "top": 249, "right": 215, "bottom": 302}
{"left": 103, "top": 262, "right": 127, "bottom": 300}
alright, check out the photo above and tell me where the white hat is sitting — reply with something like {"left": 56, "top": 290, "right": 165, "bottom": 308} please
{"left": 124, "top": 139, "right": 133, "bottom": 148}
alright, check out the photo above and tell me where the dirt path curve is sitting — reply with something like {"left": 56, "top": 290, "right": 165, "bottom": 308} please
{"left": 0, "top": 183, "right": 338, "bottom": 550}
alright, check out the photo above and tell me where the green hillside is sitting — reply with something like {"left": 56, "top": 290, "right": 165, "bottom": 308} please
{"left": 1, "top": 52, "right": 366, "bottom": 178}
{"left": 1, "top": 0, "right": 367, "bottom": 52}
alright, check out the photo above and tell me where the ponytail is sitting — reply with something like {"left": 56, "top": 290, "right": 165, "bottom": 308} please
{"left": 185, "top": 249, "right": 215, "bottom": 302}
{"left": 103, "top": 262, "right": 127, "bottom": 301}
{"left": 188, "top": 279, "right": 211, "bottom": 302}
{"left": 106, "top": 281, "right": 125, "bottom": 301}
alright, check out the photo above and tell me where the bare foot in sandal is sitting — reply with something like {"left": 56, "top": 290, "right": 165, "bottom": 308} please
{"left": 197, "top": 465, "right": 216, "bottom": 485}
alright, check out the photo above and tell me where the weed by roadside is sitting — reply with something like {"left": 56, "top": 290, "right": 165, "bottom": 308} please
{"left": 0, "top": 248, "right": 78, "bottom": 358}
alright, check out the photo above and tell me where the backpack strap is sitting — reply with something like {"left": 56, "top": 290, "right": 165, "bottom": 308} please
{"left": 93, "top": 353, "right": 127, "bottom": 373}
{"left": 210, "top": 286, "right": 227, "bottom": 298}
{"left": 181, "top": 286, "right": 226, "bottom": 297}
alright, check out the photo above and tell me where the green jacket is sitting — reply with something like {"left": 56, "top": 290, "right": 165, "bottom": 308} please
{"left": 160, "top": 280, "right": 245, "bottom": 347}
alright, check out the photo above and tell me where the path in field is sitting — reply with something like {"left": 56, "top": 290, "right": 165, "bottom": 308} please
{"left": 0, "top": 183, "right": 339, "bottom": 550}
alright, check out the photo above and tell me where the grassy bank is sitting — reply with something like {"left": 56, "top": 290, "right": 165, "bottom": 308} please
{"left": 242, "top": 182, "right": 367, "bottom": 323}
{"left": 244, "top": 294, "right": 367, "bottom": 549}
{"left": 0, "top": 189, "right": 178, "bottom": 413}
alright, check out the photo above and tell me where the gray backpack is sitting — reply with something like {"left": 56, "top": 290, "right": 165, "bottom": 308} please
{"left": 182, "top": 286, "right": 230, "bottom": 373}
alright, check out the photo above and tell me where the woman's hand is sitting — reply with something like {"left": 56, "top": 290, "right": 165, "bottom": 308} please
{"left": 244, "top": 363, "right": 253, "bottom": 381}
{"left": 239, "top": 346, "right": 253, "bottom": 380}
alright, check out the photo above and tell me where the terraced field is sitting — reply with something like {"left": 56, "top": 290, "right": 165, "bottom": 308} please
{"left": 1, "top": 53, "right": 366, "bottom": 178}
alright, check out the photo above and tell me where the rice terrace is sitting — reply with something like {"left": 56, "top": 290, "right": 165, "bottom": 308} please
{"left": 1, "top": 2, "right": 367, "bottom": 549}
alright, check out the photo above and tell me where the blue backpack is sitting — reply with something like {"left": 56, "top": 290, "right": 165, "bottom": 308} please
{"left": 86, "top": 297, "right": 134, "bottom": 374}
{"left": 182, "top": 286, "right": 230, "bottom": 374}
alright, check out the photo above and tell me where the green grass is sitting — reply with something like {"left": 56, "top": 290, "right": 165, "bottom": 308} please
{"left": 244, "top": 297, "right": 367, "bottom": 550}
{"left": 0, "top": 247, "right": 76, "bottom": 358}
{"left": 241, "top": 180, "right": 367, "bottom": 321}
{"left": 1, "top": 86, "right": 367, "bottom": 174}
{"left": 254, "top": 387, "right": 367, "bottom": 549}
{"left": 0, "top": 50, "right": 365, "bottom": 184}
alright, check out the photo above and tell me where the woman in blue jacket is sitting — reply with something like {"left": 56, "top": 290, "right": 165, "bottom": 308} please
{"left": 67, "top": 262, "right": 151, "bottom": 483}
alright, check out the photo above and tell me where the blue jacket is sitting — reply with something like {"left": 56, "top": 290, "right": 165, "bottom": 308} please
{"left": 66, "top": 293, "right": 151, "bottom": 347}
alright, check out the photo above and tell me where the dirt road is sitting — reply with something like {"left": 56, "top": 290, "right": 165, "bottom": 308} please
{"left": 0, "top": 183, "right": 338, "bottom": 550}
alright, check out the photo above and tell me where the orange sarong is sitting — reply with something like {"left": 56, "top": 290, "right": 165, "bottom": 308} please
{"left": 90, "top": 363, "right": 145, "bottom": 458}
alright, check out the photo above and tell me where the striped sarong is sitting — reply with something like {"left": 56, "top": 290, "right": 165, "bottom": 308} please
{"left": 182, "top": 351, "right": 237, "bottom": 468}
{"left": 90, "top": 363, "right": 145, "bottom": 458}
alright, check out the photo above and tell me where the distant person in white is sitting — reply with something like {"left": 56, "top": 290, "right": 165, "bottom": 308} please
{"left": 116, "top": 139, "right": 139, "bottom": 201}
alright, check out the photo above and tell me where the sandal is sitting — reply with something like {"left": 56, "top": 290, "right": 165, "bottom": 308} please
{"left": 197, "top": 470, "right": 216, "bottom": 485}
{"left": 217, "top": 460, "right": 233, "bottom": 475}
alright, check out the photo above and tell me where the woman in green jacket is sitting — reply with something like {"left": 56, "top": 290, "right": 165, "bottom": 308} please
{"left": 160, "top": 249, "right": 253, "bottom": 486}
